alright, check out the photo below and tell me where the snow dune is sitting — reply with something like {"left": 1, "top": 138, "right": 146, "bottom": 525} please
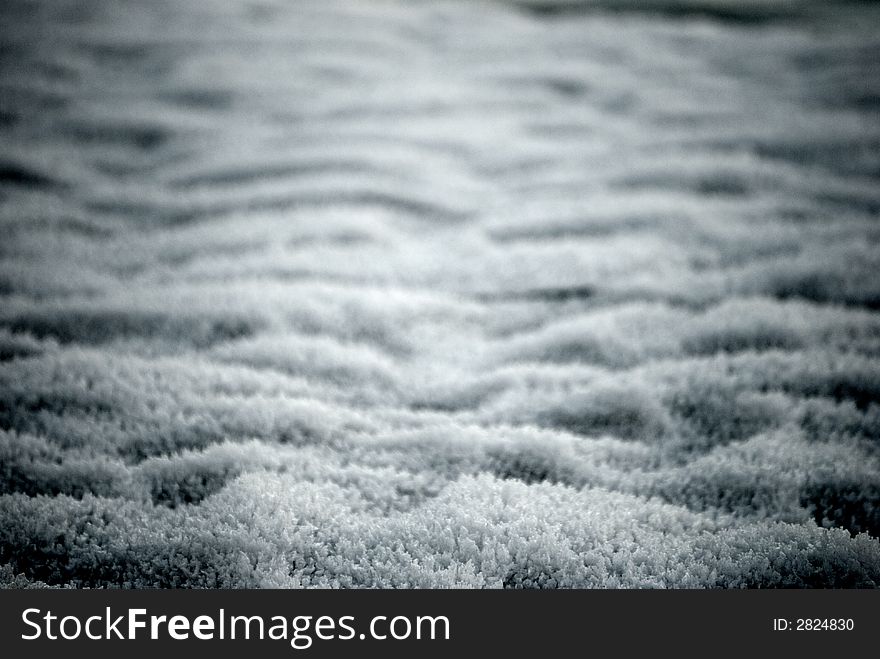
{"left": 1, "top": 0, "right": 879, "bottom": 587}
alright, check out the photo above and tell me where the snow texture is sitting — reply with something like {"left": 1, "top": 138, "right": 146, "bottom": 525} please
{"left": 1, "top": 0, "right": 879, "bottom": 588}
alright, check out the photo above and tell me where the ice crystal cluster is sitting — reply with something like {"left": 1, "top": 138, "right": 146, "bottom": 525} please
{"left": 1, "top": 0, "right": 879, "bottom": 587}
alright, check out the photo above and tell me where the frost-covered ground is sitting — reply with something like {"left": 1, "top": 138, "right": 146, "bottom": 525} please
{"left": 1, "top": 0, "right": 879, "bottom": 588}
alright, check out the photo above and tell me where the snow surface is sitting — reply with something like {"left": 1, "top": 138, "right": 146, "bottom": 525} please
{"left": 1, "top": 0, "right": 879, "bottom": 587}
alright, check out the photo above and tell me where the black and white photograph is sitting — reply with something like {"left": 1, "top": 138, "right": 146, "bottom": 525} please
{"left": 1, "top": 0, "right": 879, "bottom": 598}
